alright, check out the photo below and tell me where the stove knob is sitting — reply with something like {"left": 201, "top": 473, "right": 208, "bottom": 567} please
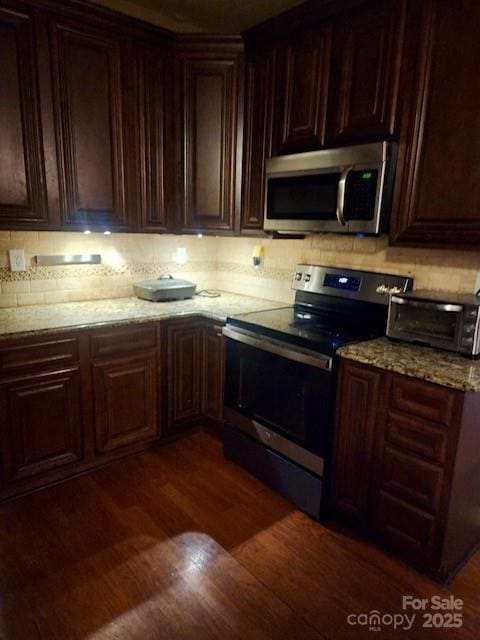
{"left": 389, "top": 286, "right": 402, "bottom": 295}
{"left": 376, "top": 284, "right": 389, "bottom": 295}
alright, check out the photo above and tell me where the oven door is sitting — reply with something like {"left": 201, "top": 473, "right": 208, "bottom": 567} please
{"left": 223, "top": 327, "right": 335, "bottom": 470}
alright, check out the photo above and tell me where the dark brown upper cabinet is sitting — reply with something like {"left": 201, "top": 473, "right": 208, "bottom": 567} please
{"left": 175, "top": 36, "right": 244, "bottom": 234}
{"left": 49, "top": 18, "right": 132, "bottom": 231}
{"left": 273, "top": 25, "right": 332, "bottom": 155}
{"left": 136, "top": 41, "right": 174, "bottom": 233}
{"left": 0, "top": 5, "right": 53, "bottom": 228}
{"left": 327, "top": 0, "right": 406, "bottom": 145}
{"left": 390, "top": 0, "right": 480, "bottom": 249}
{"left": 241, "top": 48, "right": 276, "bottom": 232}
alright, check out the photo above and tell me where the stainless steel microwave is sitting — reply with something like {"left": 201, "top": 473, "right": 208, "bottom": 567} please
{"left": 387, "top": 291, "right": 480, "bottom": 356}
{"left": 264, "top": 141, "right": 396, "bottom": 235}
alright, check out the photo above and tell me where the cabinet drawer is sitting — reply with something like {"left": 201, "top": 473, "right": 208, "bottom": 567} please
{"left": 381, "top": 445, "right": 444, "bottom": 512}
{"left": 389, "top": 375, "right": 457, "bottom": 426}
{"left": 374, "top": 490, "right": 436, "bottom": 561}
{"left": 387, "top": 411, "right": 448, "bottom": 464}
{"left": 0, "top": 337, "right": 79, "bottom": 375}
{"left": 90, "top": 323, "right": 157, "bottom": 360}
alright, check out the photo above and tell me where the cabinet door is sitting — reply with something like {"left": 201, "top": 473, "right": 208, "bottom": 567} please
{"left": 332, "top": 360, "right": 382, "bottom": 524}
{"left": 0, "top": 368, "right": 83, "bottom": 484}
{"left": 241, "top": 49, "right": 276, "bottom": 232}
{"left": 202, "top": 323, "right": 225, "bottom": 423}
{"left": 137, "top": 41, "right": 174, "bottom": 232}
{"left": 93, "top": 353, "right": 158, "bottom": 453}
{"left": 176, "top": 39, "right": 244, "bottom": 233}
{"left": 49, "top": 18, "right": 130, "bottom": 230}
{"left": 0, "top": 6, "right": 49, "bottom": 226}
{"left": 166, "top": 320, "right": 202, "bottom": 431}
{"left": 273, "top": 26, "right": 332, "bottom": 154}
{"left": 328, "top": 0, "right": 406, "bottom": 143}
{"left": 390, "top": 0, "right": 480, "bottom": 248}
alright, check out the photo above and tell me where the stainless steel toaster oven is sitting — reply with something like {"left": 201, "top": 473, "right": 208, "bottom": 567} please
{"left": 387, "top": 291, "right": 480, "bottom": 356}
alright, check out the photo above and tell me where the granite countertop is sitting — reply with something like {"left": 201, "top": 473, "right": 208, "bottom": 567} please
{"left": 338, "top": 337, "right": 480, "bottom": 393}
{"left": 0, "top": 292, "right": 284, "bottom": 341}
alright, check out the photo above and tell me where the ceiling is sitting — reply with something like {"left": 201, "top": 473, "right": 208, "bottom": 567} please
{"left": 92, "top": 0, "right": 305, "bottom": 33}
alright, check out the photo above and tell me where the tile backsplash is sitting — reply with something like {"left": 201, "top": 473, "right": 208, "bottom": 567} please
{"left": 215, "top": 235, "right": 480, "bottom": 304}
{"left": 0, "top": 230, "right": 479, "bottom": 308}
{"left": 0, "top": 231, "right": 217, "bottom": 308}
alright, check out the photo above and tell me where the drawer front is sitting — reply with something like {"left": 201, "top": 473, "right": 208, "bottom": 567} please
{"left": 91, "top": 323, "right": 157, "bottom": 360}
{"left": 387, "top": 411, "right": 448, "bottom": 464}
{"left": 381, "top": 445, "right": 444, "bottom": 512}
{"left": 374, "top": 490, "right": 436, "bottom": 561}
{"left": 389, "top": 375, "right": 457, "bottom": 426}
{"left": 0, "top": 337, "right": 79, "bottom": 375}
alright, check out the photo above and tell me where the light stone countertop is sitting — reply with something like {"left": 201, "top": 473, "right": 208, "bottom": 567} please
{"left": 4, "top": 297, "right": 480, "bottom": 393}
{"left": 0, "top": 292, "right": 284, "bottom": 341}
{"left": 338, "top": 337, "right": 480, "bottom": 393}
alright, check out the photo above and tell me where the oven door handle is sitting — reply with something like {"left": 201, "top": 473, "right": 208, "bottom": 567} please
{"left": 391, "top": 296, "right": 463, "bottom": 313}
{"left": 222, "top": 326, "right": 333, "bottom": 371}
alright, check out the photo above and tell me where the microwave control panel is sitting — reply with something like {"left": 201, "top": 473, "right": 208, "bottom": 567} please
{"left": 344, "top": 170, "right": 379, "bottom": 221}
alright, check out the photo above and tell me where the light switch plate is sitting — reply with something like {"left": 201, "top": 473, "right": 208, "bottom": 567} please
{"left": 9, "top": 249, "right": 27, "bottom": 272}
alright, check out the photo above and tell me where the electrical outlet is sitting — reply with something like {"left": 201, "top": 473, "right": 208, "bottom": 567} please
{"left": 9, "top": 249, "right": 27, "bottom": 272}
{"left": 174, "top": 247, "right": 187, "bottom": 265}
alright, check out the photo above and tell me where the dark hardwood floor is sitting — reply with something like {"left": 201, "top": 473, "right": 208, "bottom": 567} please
{"left": 1, "top": 431, "right": 479, "bottom": 639}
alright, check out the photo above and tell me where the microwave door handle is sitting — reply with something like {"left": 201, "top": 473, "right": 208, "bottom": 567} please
{"left": 336, "top": 166, "right": 352, "bottom": 226}
{"left": 391, "top": 296, "right": 463, "bottom": 313}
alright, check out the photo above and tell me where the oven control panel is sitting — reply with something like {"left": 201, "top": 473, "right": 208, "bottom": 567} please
{"left": 292, "top": 264, "right": 413, "bottom": 305}
{"left": 323, "top": 273, "right": 362, "bottom": 291}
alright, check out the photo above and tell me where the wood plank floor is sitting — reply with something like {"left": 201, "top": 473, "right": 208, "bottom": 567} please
{"left": 1, "top": 431, "right": 479, "bottom": 640}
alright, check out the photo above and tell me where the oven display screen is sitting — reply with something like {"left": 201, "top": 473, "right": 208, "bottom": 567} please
{"left": 324, "top": 273, "right": 361, "bottom": 291}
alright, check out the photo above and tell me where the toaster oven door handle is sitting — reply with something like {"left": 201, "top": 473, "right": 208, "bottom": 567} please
{"left": 336, "top": 166, "right": 352, "bottom": 226}
{"left": 391, "top": 296, "right": 463, "bottom": 313}
{"left": 222, "top": 326, "right": 333, "bottom": 371}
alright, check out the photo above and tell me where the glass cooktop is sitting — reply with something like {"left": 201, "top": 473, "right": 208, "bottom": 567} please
{"left": 227, "top": 305, "right": 385, "bottom": 355}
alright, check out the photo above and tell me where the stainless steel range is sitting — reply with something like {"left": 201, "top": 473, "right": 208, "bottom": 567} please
{"left": 222, "top": 264, "right": 413, "bottom": 519}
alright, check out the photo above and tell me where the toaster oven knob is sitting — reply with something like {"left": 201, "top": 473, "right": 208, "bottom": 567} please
{"left": 462, "top": 336, "right": 474, "bottom": 345}
{"left": 295, "top": 272, "right": 302, "bottom": 281}
{"left": 464, "top": 323, "right": 475, "bottom": 334}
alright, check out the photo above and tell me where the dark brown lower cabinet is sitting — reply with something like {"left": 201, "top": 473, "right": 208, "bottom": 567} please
{"left": 164, "top": 318, "right": 226, "bottom": 433}
{"left": 202, "top": 322, "right": 225, "bottom": 424}
{"left": 332, "top": 362, "right": 381, "bottom": 524}
{"left": 0, "top": 367, "right": 84, "bottom": 489}
{"left": 0, "top": 317, "right": 226, "bottom": 501}
{"left": 165, "top": 318, "right": 203, "bottom": 432}
{"left": 333, "top": 359, "right": 480, "bottom": 581}
{"left": 93, "top": 353, "right": 159, "bottom": 453}
{"left": 90, "top": 323, "right": 161, "bottom": 452}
